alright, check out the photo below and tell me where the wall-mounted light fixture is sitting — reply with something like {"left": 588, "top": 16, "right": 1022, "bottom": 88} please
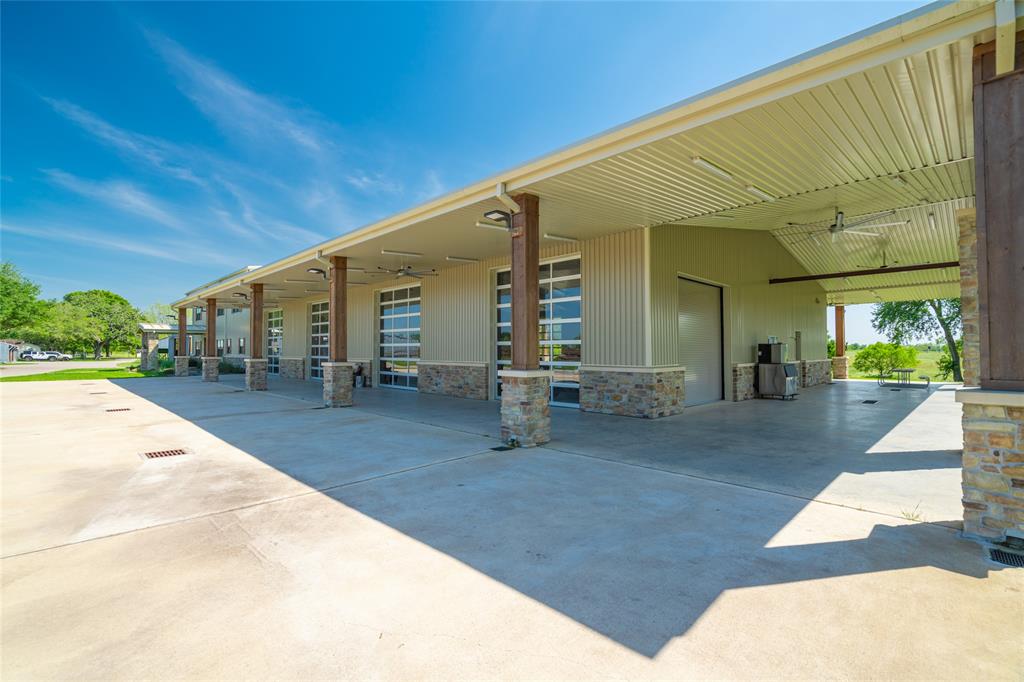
{"left": 233, "top": 292, "right": 249, "bottom": 300}
{"left": 306, "top": 267, "right": 326, "bottom": 278}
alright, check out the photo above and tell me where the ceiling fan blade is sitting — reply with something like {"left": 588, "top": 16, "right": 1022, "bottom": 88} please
{"left": 407, "top": 273, "right": 423, "bottom": 279}
{"left": 843, "top": 210, "right": 896, "bottom": 228}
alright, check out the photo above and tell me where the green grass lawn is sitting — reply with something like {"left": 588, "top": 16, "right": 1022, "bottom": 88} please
{"left": 845, "top": 349, "right": 949, "bottom": 383}
{"left": 0, "top": 361, "right": 170, "bottom": 382}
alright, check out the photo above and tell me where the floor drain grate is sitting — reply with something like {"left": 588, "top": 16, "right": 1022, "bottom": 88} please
{"left": 140, "top": 448, "right": 189, "bottom": 459}
{"left": 491, "top": 445, "right": 514, "bottom": 451}
{"left": 89, "top": 391, "right": 107, "bottom": 395}
{"left": 861, "top": 400, "right": 878, "bottom": 404}
{"left": 106, "top": 408, "right": 131, "bottom": 412}
{"left": 990, "top": 549, "right": 1024, "bottom": 568}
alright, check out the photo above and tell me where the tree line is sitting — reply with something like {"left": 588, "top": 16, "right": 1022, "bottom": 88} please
{"left": 0, "top": 261, "right": 167, "bottom": 358}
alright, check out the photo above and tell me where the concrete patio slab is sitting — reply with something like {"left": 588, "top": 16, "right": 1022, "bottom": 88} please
{"left": 1, "top": 377, "right": 1020, "bottom": 680}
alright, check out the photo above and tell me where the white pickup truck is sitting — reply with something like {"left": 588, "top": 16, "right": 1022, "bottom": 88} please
{"left": 23, "top": 351, "right": 72, "bottom": 361}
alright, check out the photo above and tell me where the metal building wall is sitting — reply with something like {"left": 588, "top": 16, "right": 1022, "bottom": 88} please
{"left": 419, "top": 227, "right": 647, "bottom": 367}
{"left": 649, "top": 225, "right": 827, "bottom": 367}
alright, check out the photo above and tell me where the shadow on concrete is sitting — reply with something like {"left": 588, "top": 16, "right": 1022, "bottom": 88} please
{"left": 110, "top": 375, "right": 985, "bottom": 658}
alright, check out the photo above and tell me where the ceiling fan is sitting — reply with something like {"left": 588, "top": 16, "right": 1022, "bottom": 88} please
{"left": 788, "top": 208, "right": 909, "bottom": 244}
{"left": 377, "top": 265, "right": 438, "bottom": 280}
{"left": 855, "top": 246, "right": 900, "bottom": 270}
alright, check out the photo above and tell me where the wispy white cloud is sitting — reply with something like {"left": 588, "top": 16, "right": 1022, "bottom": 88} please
{"left": 42, "top": 169, "right": 189, "bottom": 233}
{"left": 1, "top": 221, "right": 235, "bottom": 266}
{"left": 418, "top": 169, "right": 445, "bottom": 201}
{"left": 43, "top": 98, "right": 202, "bottom": 185}
{"left": 145, "top": 31, "right": 329, "bottom": 157}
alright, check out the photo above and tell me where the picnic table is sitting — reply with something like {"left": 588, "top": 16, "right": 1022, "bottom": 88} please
{"left": 878, "top": 368, "right": 918, "bottom": 387}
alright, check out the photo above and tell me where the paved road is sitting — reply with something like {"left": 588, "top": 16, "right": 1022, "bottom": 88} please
{"left": 0, "top": 358, "right": 133, "bottom": 378}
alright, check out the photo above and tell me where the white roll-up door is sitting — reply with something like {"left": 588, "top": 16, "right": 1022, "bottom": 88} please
{"left": 678, "top": 277, "right": 723, "bottom": 405}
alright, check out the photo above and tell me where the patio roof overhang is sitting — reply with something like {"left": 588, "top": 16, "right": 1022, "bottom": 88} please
{"left": 173, "top": 1, "right": 1022, "bottom": 310}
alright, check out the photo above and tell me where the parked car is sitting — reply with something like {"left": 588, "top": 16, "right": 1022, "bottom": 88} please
{"left": 18, "top": 350, "right": 36, "bottom": 360}
{"left": 23, "top": 351, "right": 71, "bottom": 361}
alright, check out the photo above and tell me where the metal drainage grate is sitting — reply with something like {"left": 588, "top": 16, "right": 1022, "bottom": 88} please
{"left": 491, "top": 445, "right": 514, "bottom": 452}
{"left": 106, "top": 408, "right": 131, "bottom": 412}
{"left": 990, "top": 549, "right": 1024, "bottom": 568}
{"left": 861, "top": 400, "right": 878, "bottom": 405}
{"left": 140, "top": 448, "right": 189, "bottom": 460}
{"left": 89, "top": 391, "right": 107, "bottom": 395}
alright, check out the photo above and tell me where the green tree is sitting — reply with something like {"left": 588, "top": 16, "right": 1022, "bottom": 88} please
{"left": 937, "top": 338, "right": 964, "bottom": 380}
{"left": 20, "top": 301, "right": 102, "bottom": 355}
{"left": 871, "top": 299, "right": 962, "bottom": 382}
{"left": 0, "top": 262, "right": 44, "bottom": 333}
{"left": 851, "top": 342, "right": 918, "bottom": 380}
{"left": 63, "top": 290, "right": 141, "bottom": 358}
{"left": 142, "top": 302, "right": 175, "bottom": 324}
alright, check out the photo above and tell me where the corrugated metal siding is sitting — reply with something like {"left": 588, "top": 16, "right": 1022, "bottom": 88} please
{"left": 419, "top": 228, "right": 647, "bottom": 366}
{"left": 650, "top": 225, "right": 827, "bottom": 367}
{"left": 280, "top": 301, "right": 307, "bottom": 358}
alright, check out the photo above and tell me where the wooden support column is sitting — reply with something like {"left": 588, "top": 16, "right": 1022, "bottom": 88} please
{"left": 510, "top": 193, "right": 540, "bottom": 371}
{"left": 177, "top": 307, "right": 188, "bottom": 356}
{"left": 205, "top": 298, "right": 217, "bottom": 356}
{"left": 973, "top": 31, "right": 1024, "bottom": 390}
{"left": 328, "top": 256, "right": 348, "bottom": 362}
{"left": 249, "top": 283, "right": 264, "bottom": 359}
{"left": 834, "top": 305, "right": 845, "bottom": 357}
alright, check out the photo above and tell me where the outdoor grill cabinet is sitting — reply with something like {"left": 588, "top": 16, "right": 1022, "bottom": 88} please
{"left": 758, "top": 362, "right": 799, "bottom": 399}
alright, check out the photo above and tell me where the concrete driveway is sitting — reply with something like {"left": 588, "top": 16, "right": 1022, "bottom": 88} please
{"left": 0, "top": 357, "right": 130, "bottom": 377}
{"left": 1, "top": 377, "right": 1020, "bottom": 679}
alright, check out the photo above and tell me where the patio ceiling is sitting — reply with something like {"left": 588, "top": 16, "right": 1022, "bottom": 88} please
{"left": 175, "top": 2, "right": 1012, "bottom": 309}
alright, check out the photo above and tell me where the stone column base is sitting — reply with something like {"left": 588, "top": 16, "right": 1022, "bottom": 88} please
{"left": 832, "top": 355, "right": 849, "bottom": 380}
{"left": 732, "top": 363, "right": 756, "bottom": 401}
{"left": 800, "top": 359, "right": 832, "bottom": 387}
{"left": 499, "top": 370, "right": 551, "bottom": 447}
{"left": 174, "top": 356, "right": 190, "bottom": 377}
{"left": 579, "top": 366, "right": 685, "bottom": 418}
{"left": 280, "top": 357, "right": 305, "bottom": 380}
{"left": 245, "top": 359, "right": 268, "bottom": 391}
{"left": 323, "top": 362, "right": 354, "bottom": 407}
{"left": 956, "top": 389, "right": 1024, "bottom": 543}
{"left": 202, "top": 356, "right": 219, "bottom": 382}
{"left": 418, "top": 362, "right": 488, "bottom": 400}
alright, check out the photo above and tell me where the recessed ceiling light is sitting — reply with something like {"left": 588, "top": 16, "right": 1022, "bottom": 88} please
{"left": 380, "top": 249, "right": 422, "bottom": 258}
{"left": 446, "top": 255, "right": 479, "bottom": 263}
{"left": 692, "top": 156, "right": 734, "bottom": 181}
{"left": 745, "top": 185, "right": 776, "bottom": 202}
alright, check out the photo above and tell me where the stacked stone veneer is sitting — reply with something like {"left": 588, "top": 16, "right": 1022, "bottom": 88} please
{"left": 418, "top": 362, "right": 488, "bottom": 400}
{"left": 140, "top": 332, "right": 160, "bottom": 370}
{"left": 245, "top": 359, "right": 268, "bottom": 391}
{"left": 322, "top": 362, "right": 353, "bottom": 408}
{"left": 800, "top": 359, "right": 832, "bottom": 388}
{"left": 832, "top": 355, "right": 849, "bottom": 379}
{"left": 957, "top": 392, "right": 1024, "bottom": 542}
{"left": 202, "top": 356, "right": 219, "bottom": 382}
{"left": 579, "top": 367, "right": 685, "bottom": 418}
{"left": 499, "top": 371, "right": 550, "bottom": 447}
{"left": 957, "top": 208, "right": 979, "bottom": 386}
{"left": 174, "top": 356, "right": 190, "bottom": 377}
{"left": 279, "top": 358, "right": 305, "bottom": 380}
{"left": 732, "top": 363, "right": 756, "bottom": 401}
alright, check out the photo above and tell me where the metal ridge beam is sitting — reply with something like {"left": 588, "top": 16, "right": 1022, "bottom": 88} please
{"left": 768, "top": 261, "right": 960, "bottom": 284}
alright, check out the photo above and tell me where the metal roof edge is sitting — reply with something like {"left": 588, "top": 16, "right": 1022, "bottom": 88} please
{"left": 173, "top": 0, "right": 999, "bottom": 307}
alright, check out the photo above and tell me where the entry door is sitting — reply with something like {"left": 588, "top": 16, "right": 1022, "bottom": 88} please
{"left": 678, "top": 277, "right": 723, "bottom": 405}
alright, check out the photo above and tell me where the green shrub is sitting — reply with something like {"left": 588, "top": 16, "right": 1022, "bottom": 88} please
{"left": 218, "top": 360, "right": 244, "bottom": 374}
{"left": 851, "top": 343, "right": 918, "bottom": 379}
{"left": 937, "top": 338, "right": 963, "bottom": 380}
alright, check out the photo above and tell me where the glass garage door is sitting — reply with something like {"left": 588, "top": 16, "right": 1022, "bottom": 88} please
{"left": 266, "top": 309, "right": 283, "bottom": 374}
{"left": 495, "top": 256, "right": 582, "bottom": 407}
{"left": 378, "top": 285, "right": 421, "bottom": 390}
{"left": 310, "top": 301, "right": 328, "bottom": 380}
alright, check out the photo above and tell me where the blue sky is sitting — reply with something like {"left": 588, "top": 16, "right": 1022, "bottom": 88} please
{"left": 2, "top": 1, "right": 923, "bottom": 341}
